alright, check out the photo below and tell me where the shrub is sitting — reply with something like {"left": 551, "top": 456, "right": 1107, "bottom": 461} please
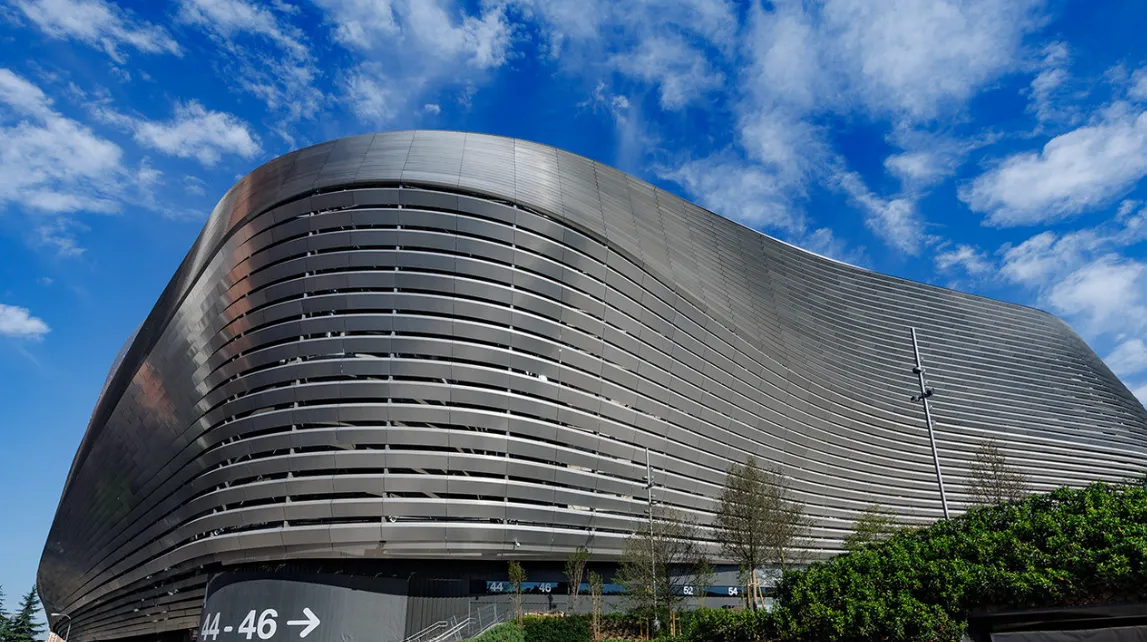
{"left": 470, "top": 622, "right": 526, "bottom": 642}
{"left": 775, "top": 482, "right": 1147, "bottom": 642}
{"left": 597, "top": 612, "right": 643, "bottom": 640}
{"left": 683, "top": 608, "right": 778, "bottom": 642}
{"left": 519, "top": 614, "right": 591, "bottom": 642}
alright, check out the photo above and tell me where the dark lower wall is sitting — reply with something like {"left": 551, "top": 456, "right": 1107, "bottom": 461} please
{"left": 195, "top": 566, "right": 741, "bottom": 642}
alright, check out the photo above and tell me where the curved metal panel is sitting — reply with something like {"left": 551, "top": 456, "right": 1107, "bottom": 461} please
{"left": 38, "top": 131, "right": 1147, "bottom": 641}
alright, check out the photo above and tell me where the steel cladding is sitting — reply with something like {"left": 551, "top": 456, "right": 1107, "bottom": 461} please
{"left": 38, "top": 131, "right": 1147, "bottom": 641}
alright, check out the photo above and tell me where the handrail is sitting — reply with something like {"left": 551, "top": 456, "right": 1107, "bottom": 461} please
{"left": 408, "top": 602, "right": 510, "bottom": 642}
{"left": 405, "top": 620, "right": 450, "bottom": 642}
{"left": 468, "top": 606, "right": 510, "bottom": 639}
{"left": 428, "top": 619, "right": 470, "bottom": 642}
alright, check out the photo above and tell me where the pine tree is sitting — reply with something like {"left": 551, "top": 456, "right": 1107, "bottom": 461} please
{"left": 0, "top": 585, "right": 9, "bottom": 642}
{"left": 7, "top": 587, "right": 43, "bottom": 642}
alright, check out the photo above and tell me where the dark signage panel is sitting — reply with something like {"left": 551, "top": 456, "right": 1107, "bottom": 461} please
{"left": 200, "top": 575, "right": 408, "bottom": 642}
{"left": 477, "top": 580, "right": 759, "bottom": 597}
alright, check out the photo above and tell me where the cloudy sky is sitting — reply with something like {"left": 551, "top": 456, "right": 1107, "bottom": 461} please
{"left": 2, "top": 0, "right": 1147, "bottom": 606}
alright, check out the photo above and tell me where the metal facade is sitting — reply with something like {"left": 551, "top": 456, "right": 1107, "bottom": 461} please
{"left": 38, "top": 131, "right": 1147, "bottom": 641}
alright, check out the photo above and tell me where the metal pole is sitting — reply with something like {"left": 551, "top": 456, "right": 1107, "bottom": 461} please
{"left": 51, "top": 613, "right": 72, "bottom": 642}
{"left": 910, "top": 328, "right": 950, "bottom": 520}
{"left": 645, "top": 447, "right": 659, "bottom": 634}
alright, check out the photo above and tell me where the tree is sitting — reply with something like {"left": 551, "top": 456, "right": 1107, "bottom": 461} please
{"left": 843, "top": 503, "right": 901, "bottom": 551}
{"left": 507, "top": 561, "right": 526, "bottom": 622}
{"left": 0, "top": 585, "right": 8, "bottom": 642}
{"left": 564, "top": 547, "right": 589, "bottom": 613}
{"left": 6, "top": 587, "right": 43, "bottom": 642}
{"left": 615, "top": 507, "right": 711, "bottom": 637}
{"left": 968, "top": 438, "right": 1029, "bottom": 505}
{"left": 692, "top": 558, "right": 716, "bottom": 610}
{"left": 759, "top": 468, "right": 813, "bottom": 574}
{"left": 587, "top": 570, "right": 604, "bottom": 641}
{"left": 715, "top": 456, "right": 812, "bottom": 609}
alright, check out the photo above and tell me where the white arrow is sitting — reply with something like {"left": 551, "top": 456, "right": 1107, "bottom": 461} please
{"left": 286, "top": 608, "right": 321, "bottom": 638}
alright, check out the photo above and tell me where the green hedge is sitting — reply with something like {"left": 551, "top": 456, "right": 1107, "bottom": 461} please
{"left": 469, "top": 622, "right": 525, "bottom": 642}
{"left": 775, "top": 482, "right": 1147, "bottom": 642}
{"left": 683, "top": 608, "right": 777, "bottom": 642}
{"left": 519, "top": 615, "right": 591, "bottom": 642}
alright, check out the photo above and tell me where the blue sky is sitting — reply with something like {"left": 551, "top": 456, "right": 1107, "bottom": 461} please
{"left": 2, "top": 0, "right": 1147, "bottom": 612}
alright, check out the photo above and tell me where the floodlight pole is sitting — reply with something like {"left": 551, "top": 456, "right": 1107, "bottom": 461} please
{"left": 910, "top": 328, "right": 950, "bottom": 520}
{"left": 645, "top": 447, "right": 660, "bottom": 634}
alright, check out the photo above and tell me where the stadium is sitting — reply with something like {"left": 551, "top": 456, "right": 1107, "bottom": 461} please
{"left": 38, "top": 131, "right": 1147, "bottom": 642}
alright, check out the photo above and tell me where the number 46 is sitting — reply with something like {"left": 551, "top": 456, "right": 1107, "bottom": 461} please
{"left": 239, "top": 610, "right": 278, "bottom": 640}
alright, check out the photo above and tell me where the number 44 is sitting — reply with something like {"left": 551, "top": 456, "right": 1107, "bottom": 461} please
{"left": 201, "top": 614, "right": 221, "bottom": 641}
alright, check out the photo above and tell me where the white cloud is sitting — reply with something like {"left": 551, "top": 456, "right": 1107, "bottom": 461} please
{"left": 1130, "top": 66, "right": 1147, "bottom": 102}
{"left": 317, "top": 0, "right": 400, "bottom": 47}
{"left": 32, "top": 217, "right": 88, "bottom": 256}
{"left": 963, "top": 102, "right": 1147, "bottom": 226}
{"left": 831, "top": 169, "right": 929, "bottom": 255}
{"left": 0, "top": 304, "right": 50, "bottom": 339}
{"left": 422, "top": 103, "right": 441, "bottom": 115}
{"left": 581, "top": 82, "right": 648, "bottom": 171}
{"left": 999, "top": 232, "right": 1067, "bottom": 286}
{"left": 798, "top": 227, "right": 868, "bottom": 267}
{"left": 15, "top": 0, "right": 180, "bottom": 62}
{"left": 731, "top": 0, "right": 1046, "bottom": 123}
{"left": 1132, "top": 382, "right": 1147, "bottom": 404}
{"left": 0, "top": 68, "right": 53, "bottom": 118}
{"left": 884, "top": 151, "right": 947, "bottom": 188}
{"left": 658, "top": 0, "right": 1044, "bottom": 255}
{"left": 183, "top": 175, "right": 207, "bottom": 196}
{"left": 883, "top": 128, "right": 1002, "bottom": 191}
{"left": 0, "top": 70, "right": 199, "bottom": 250}
{"left": 814, "top": 0, "right": 1046, "bottom": 121}
{"left": 1045, "top": 256, "right": 1147, "bottom": 336}
{"left": 656, "top": 153, "right": 805, "bottom": 233}
{"left": 179, "top": 0, "right": 307, "bottom": 58}
{"left": 0, "top": 69, "right": 125, "bottom": 225}
{"left": 24, "top": 190, "right": 118, "bottom": 214}
{"left": 993, "top": 206, "right": 1147, "bottom": 341}
{"left": 517, "top": 0, "right": 737, "bottom": 110}
{"left": 998, "top": 206, "right": 1147, "bottom": 285}
{"left": 345, "top": 69, "right": 404, "bottom": 123}
{"left": 1105, "top": 339, "right": 1147, "bottom": 379}
{"left": 103, "top": 101, "right": 261, "bottom": 166}
{"left": 935, "top": 244, "right": 992, "bottom": 276}
{"left": 177, "top": 0, "right": 322, "bottom": 126}
{"left": 318, "top": 0, "right": 512, "bottom": 123}
{"left": 1027, "top": 41, "right": 1071, "bottom": 124}
{"left": 610, "top": 34, "right": 726, "bottom": 111}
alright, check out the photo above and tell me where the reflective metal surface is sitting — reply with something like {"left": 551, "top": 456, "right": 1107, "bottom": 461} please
{"left": 37, "top": 131, "right": 1147, "bottom": 641}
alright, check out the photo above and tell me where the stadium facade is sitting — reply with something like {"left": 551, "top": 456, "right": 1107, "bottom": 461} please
{"left": 39, "top": 131, "right": 1147, "bottom": 642}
